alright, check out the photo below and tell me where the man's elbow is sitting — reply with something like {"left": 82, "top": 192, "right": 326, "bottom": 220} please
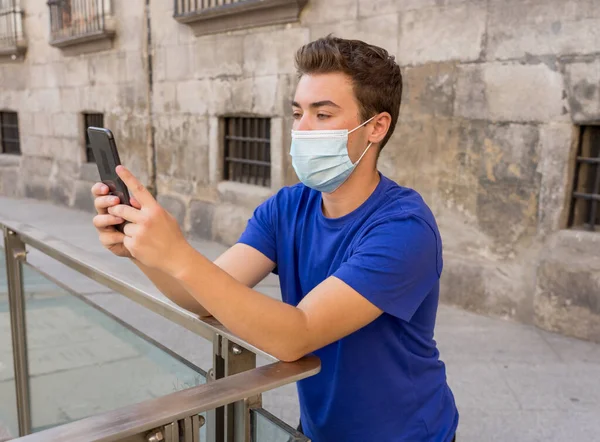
{"left": 272, "top": 339, "right": 311, "bottom": 362}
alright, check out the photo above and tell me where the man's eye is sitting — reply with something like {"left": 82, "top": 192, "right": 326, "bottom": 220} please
{"left": 317, "top": 114, "right": 330, "bottom": 120}
{"left": 292, "top": 113, "right": 302, "bottom": 120}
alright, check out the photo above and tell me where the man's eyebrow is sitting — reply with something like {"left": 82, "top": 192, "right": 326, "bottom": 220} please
{"left": 291, "top": 100, "right": 341, "bottom": 109}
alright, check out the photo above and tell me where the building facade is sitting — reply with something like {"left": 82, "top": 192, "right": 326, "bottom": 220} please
{"left": 0, "top": 0, "right": 599, "bottom": 341}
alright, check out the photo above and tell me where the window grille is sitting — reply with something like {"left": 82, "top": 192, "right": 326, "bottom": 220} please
{"left": 0, "top": 111, "right": 21, "bottom": 155}
{"left": 569, "top": 126, "right": 600, "bottom": 231}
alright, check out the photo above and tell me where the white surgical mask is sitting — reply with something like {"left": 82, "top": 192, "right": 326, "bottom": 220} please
{"left": 290, "top": 115, "right": 376, "bottom": 193}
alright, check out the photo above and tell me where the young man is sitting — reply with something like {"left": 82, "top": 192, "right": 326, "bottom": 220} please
{"left": 92, "top": 36, "right": 458, "bottom": 441}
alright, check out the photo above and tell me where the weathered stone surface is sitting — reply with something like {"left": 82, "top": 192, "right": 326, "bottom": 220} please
{"left": 563, "top": 58, "right": 600, "bottom": 123}
{"left": 0, "top": 167, "right": 21, "bottom": 198}
{"left": 51, "top": 113, "right": 80, "bottom": 139}
{"left": 48, "top": 160, "right": 78, "bottom": 206}
{"left": 401, "top": 62, "right": 457, "bottom": 120}
{"left": 157, "top": 194, "right": 187, "bottom": 227}
{"left": 62, "top": 58, "right": 90, "bottom": 88}
{"left": 398, "top": 3, "right": 486, "bottom": 65}
{"left": 537, "top": 124, "right": 575, "bottom": 237}
{"left": 175, "top": 79, "right": 211, "bottom": 115}
{"left": 487, "top": 0, "right": 600, "bottom": 61}
{"left": 441, "top": 256, "right": 536, "bottom": 323}
{"left": 456, "top": 62, "right": 567, "bottom": 122}
{"left": 243, "top": 28, "right": 310, "bottom": 76}
{"left": 217, "top": 181, "right": 273, "bottom": 210}
{"left": 212, "top": 203, "right": 253, "bottom": 246}
{"left": 73, "top": 180, "right": 96, "bottom": 213}
{"left": 301, "top": 0, "right": 358, "bottom": 24}
{"left": 486, "top": 63, "right": 567, "bottom": 122}
{"left": 310, "top": 13, "right": 399, "bottom": 57}
{"left": 165, "top": 44, "right": 194, "bottom": 81}
{"left": 152, "top": 82, "right": 178, "bottom": 114}
{"left": 453, "top": 64, "right": 487, "bottom": 120}
{"left": 154, "top": 115, "right": 210, "bottom": 183}
{"left": 463, "top": 122, "right": 541, "bottom": 253}
{"left": 189, "top": 199, "right": 215, "bottom": 240}
{"left": 208, "top": 77, "right": 254, "bottom": 116}
{"left": 535, "top": 230, "right": 600, "bottom": 343}
{"left": 192, "top": 35, "right": 244, "bottom": 79}
{"left": 252, "top": 75, "right": 280, "bottom": 116}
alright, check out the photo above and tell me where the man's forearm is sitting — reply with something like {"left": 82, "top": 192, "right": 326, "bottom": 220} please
{"left": 131, "top": 258, "right": 212, "bottom": 317}
{"left": 169, "top": 245, "right": 310, "bottom": 362}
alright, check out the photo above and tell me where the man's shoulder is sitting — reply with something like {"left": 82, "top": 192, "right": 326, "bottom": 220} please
{"left": 376, "top": 175, "right": 439, "bottom": 230}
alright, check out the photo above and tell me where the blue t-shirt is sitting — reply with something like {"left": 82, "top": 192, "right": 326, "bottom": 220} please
{"left": 238, "top": 174, "right": 458, "bottom": 441}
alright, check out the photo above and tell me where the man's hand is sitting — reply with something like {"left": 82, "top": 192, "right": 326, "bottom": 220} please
{"left": 107, "top": 166, "right": 192, "bottom": 272}
{"left": 92, "top": 182, "right": 142, "bottom": 258}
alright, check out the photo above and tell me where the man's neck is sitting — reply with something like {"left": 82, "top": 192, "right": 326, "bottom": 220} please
{"left": 321, "top": 167, "right": 381, "bottom": 219}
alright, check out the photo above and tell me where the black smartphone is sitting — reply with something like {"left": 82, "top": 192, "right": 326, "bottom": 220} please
{"left": 87, "top": 127, "right": 131, "bottom": 232}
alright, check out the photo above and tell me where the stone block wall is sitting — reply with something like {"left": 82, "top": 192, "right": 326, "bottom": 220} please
{"left": 0, "top": 0, "right": 150, "bottom": 213}
{"left": 1, "top": 0, "right": 599, "bottom": 341}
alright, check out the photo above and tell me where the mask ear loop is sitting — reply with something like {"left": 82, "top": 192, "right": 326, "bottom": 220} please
{"left": 353, "top": 142, "right": 373, "bottom": 166}
{"left": 348, "top": 114, "right": 377, "bottom": 134}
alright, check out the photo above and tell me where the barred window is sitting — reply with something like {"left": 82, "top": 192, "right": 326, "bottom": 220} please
{"left": 0, "top": 111, "right": 20, "bottom": 155}
{"left": 174, "top": 0, "right": 249, "bottom": 15}
{"left": 83, "top": 112, "right": 104, "bottom": 163}
{"left": 569, "top": 126, "right": 600, "bottom": 231}
{"left": 0, "top": 0, "right": 25, "bottom": 54}
{"left": 47, "top": 0, "right": 113, "bottom": 46}
{"left": 223, "top": 117, "right": 271, "bottom": 187}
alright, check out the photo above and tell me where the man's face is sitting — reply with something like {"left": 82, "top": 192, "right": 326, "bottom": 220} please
{"left": 292, "top": 72, "right": 372, "bottom": 163}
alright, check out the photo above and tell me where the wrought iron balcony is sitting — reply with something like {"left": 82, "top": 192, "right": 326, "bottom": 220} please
{"left": 47, "top": 0, "right": 115, "bottom": 48}
{"left": 173, "top": 0, "right": 307, "bottom": 36}
{"left": 0, "top": 0, "right": 26, "bottom": 58}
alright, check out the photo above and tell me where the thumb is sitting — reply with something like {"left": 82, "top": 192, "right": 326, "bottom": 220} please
{"left": 130, "top": 197, "right": 142, "bottom": 209}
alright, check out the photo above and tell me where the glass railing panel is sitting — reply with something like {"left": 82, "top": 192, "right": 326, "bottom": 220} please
{"left": 20, "top": 260, "right": 206, "bottom": 433}
{"left": 0, "top": 246, "right": 19, "bottom": 440}
{"left": 251, "top": 408, "right": 309, "bottom": 442}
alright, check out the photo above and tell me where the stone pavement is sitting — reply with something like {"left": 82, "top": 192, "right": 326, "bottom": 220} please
{"left": 1, "top": 196, "right": 600, "bottom": 442}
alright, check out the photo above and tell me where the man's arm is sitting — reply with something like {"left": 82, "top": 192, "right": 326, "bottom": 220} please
{"left": 169, "top": 247, "right": 383, "bottom": 362}
{"left": 132, "top": 243, "right": 275, "bottom": 317}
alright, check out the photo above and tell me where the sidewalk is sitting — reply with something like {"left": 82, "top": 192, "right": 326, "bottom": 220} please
{"left": 1, "top": 196, "right": 600, "bottom": 442}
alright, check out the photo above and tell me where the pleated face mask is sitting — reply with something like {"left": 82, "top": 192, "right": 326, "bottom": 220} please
{"left": 290, "top": 115, "right": 376, "bottom": 193}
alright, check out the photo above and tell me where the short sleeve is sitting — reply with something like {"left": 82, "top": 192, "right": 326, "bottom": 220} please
{"left": 237, "top": 196, "right": 277, "bottom": 263}
{"left": 333, "top": 216, "right": 442, "bottom": 322}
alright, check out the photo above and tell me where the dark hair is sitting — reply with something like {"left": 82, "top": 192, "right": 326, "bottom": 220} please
{"left": 295, "top": 35, "right": 403, "bottom": 150}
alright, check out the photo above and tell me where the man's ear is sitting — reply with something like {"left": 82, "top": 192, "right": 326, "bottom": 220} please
{"left": 368, "top": 112, "right": 392, "bottom": 145}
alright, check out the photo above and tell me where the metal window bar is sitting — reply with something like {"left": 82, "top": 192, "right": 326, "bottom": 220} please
{"left": 0, "top": 111, "right": 21, "bottom": 155}
{"left": 174, "top": 0, "right": 247, "bottom": 16}
{"left": 224, "top": 117, "right": 271, "bottom": 187}
{"left": 1, "top": 217, "right": 319, "bottom": 441}
{"left": 47, "top": 0, "right": 106, "bottom": 41}
{"left": 569, "top": 126, "right": 600, "bottom": 231}
{"left": 83, "top": 113, "right": 104, "bottom": 163}
{"left": 0, "top": 0, "right": 21, "bottom": 49}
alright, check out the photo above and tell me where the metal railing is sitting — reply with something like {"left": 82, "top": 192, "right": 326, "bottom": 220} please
{"left": 1, "top": 217, "right": 319, "bottom": 441}
{"left": 569, "top": 126, "right": 600, "bottom": 231}
{"left": 47, "top": 0, "right": 111, "bottom": 45}
{"left": 174, "top": 0, "right": 249, "bottom": 17}
{"left": 0, "top": 0, "right": 25, "bottom": 54}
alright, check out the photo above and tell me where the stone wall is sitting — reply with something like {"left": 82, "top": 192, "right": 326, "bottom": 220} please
{"left": 0, "top": 0, "right": 599, "bottom": 341}
{"left": 0, "top": 0, "right": 150, "bottom": 213}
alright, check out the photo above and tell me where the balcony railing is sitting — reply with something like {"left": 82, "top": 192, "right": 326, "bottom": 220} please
{"left": 0, "top": 216, "right": 319, "bottom": 441}
{"left": 173, "top": 0, "right": 307, "bottom": 36}
{"left": 47, "top": 0, "right": 115, "bottom": 48}
{"left": 0, "top": 0, "right": 26, "bottom": 57}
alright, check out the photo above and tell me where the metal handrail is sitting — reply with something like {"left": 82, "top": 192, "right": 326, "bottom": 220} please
{"left": 0, "top": 217, "right": 276, "bottom": 361}
{"left": 12, "top": 356, "right": 319, "bottom": 442}
{"left": 1, "top": 216, "right": 320, "bottom": 440}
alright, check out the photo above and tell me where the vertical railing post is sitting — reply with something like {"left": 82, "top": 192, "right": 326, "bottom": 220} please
{"left": 3, "top": 227, "right": 31, "bottom": 437}
{"left": 206, "top": 334, "right": 258, "bottom": 442}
